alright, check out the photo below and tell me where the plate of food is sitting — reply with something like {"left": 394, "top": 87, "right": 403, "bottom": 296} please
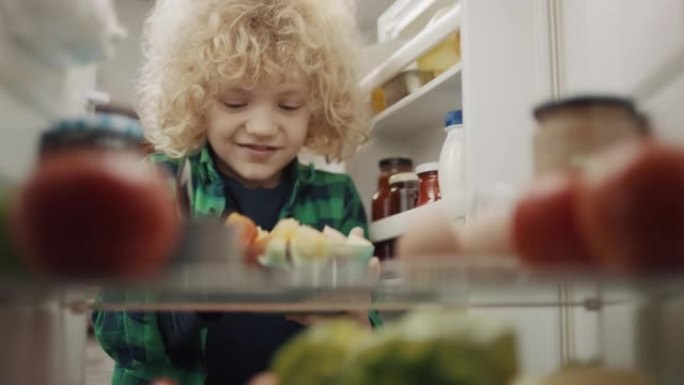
{"left": 226, "top": 214, "right": 375, "bottom": 287}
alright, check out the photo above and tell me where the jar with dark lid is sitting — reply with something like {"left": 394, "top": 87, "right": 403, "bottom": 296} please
{"left": 389, "top": 172, "right": 419, "bottom": 216}
{"left": 416, "top": 162, "right": 441, "bottom": 206}
{"left": 532, "top": 95, "right": 648, "bottom": 175}
{"left": 39, "top": 113, "right": 145, "bottom": 158}
{"left": 372, "top": 157, "right": 413, "bottom": 221}
{"left": 372, "top": 158, "right": 413, "bottom": 260}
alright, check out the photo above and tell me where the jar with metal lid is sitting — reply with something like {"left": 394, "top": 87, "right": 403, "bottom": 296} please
{"left": 372, "top": 158, "right": 413, "bottom": 260}
{"left": 416, "top": 162, "right": 441, "bottom": 206}
{"left": 389, "top": 172, "right": 419, "bottom": 216}
{"left": 372, "top": 157, "right": 414, "bottom": 221}
{"left": 532, "top": 95, "right": 648, "bottom": 175}
{"left": 38, "top": 113, "right": 147, "bottom": 158}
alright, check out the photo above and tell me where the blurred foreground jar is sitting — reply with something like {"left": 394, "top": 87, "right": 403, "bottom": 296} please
{"left": 533, "top": 95, "right": 648, "bottom": 175}
{"left": 0, "top": 180, "right": 23, "bottom": 274}
{"left": 39, "top": 113, "right": 146, "bottom": 158}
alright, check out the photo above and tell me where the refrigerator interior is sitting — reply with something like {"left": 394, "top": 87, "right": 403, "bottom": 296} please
{"left": 0, "top": 0, "right": 683, "bottom": 384}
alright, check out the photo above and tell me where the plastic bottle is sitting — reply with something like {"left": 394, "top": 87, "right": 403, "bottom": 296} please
{"left": 438, "top": 110, "right": 466, "bottom": 205}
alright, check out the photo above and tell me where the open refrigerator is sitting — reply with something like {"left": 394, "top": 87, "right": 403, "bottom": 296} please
{"left": 1, "top": 0, "right": 684, "bottom": 384}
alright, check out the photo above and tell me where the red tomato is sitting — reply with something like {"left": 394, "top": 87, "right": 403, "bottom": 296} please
{"left": 513, "top": 173, "right": 595, "bottom": 269}
{"left": 11, "top": 150, "right": 180, "bottom": 279}
{"left": 577, "top": 140, "right": 684, "bottom": 273}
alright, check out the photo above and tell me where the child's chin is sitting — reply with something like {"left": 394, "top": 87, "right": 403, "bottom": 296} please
{"left": 235, "top": 167, "right": 282, "bottom": 187}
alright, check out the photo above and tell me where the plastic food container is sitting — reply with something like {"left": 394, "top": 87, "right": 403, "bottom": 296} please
{"left": 380, "top": 69, "right": 435, "bottom": 109}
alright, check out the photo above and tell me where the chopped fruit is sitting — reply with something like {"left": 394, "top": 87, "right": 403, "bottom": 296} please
{"left": 252, "top": 226, "right": 271, "bottom": 252}
{"left": 322, "top": 225, "right": 347, "bottom": 245}
{"left": 291, "top": 225, "right": 329, "bottom": 262}
{"left": 270, "top": 218, "right": 300, "bottom": 241}
{"left": 346, "top": 232, "right": 373, "bottom": 247}
{"left": 261, "top": 238, "right": 289, "bottom": 267}
{"left": 226, "top": 212, "right": 259, "bottom": 247}
{"left": 348, "top": 227, "right": 365, "bottom": 238}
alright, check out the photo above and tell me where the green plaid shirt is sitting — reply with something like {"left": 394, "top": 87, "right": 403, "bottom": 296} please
{"left": 93, "top": 146, "right": 378, "bottom": 385}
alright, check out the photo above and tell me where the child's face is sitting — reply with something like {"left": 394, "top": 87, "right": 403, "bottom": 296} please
{"left": 206, "top": 78, "right": 311, "bottom": 188}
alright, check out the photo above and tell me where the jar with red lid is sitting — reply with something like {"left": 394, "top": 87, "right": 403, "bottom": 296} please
{"left": 389, "top": 172, "right": 419, "bottom": 216}
{"left": 415, "top": 162, "right": 441, "bottom": 206}
{"left": 372, "top": 157, "right": 413, "bottom": 221}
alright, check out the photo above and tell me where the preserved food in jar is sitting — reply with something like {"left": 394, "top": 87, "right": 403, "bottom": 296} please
{"left": 416, "top": 162, "right": 441, "bottom": 206}
{"left": 372, "top": 157, "right": 413, "bottom": 260}
{"left": 389, "top": 172, "right": 419, "bottom": 216}
{"left": 532, "top": 95, "right": 648, "bottom": 175}
{"left": 372, "top": 158, "right": 414, "bottom": 220}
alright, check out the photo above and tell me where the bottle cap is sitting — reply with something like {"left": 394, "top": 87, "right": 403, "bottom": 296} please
{"left": 415, "top": 162, "right": 439, "bottom": 174}
{"left": 445, "top": 109, "right": 463, "bottom": 127}
{"left": 389, "top": 172, "right": 419, "bottom": 185}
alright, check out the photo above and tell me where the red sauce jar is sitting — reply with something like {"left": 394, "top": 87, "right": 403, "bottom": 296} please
{"left": 372, "top": 158, "right": 413, "bottom": 260}
{"left": 372, "top": 157, "right": 413, "bottom": 221}
{"left": 416, "top": 162, "right": 441, "bottom": 206}
{"left": 389, "top": 172, "right": 419, "bottom": 216}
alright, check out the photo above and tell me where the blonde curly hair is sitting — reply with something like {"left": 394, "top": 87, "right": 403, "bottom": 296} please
{"left": 138, "top": 0, "right": 369, "bottom": 161}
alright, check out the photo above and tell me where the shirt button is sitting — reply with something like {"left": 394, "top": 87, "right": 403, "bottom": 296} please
{"left": 208, "top": 208, "right": 218, "bottom": 215}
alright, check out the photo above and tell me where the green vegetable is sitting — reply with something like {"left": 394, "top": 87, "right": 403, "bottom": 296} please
{"left": 272, "top": 307, "right": 519, "bottom": 385}
{"left": 340, "top": 307, "right": 518, "bottom": 385}
{"left": 272, "top": 321, "right": 370, "bottom": 385}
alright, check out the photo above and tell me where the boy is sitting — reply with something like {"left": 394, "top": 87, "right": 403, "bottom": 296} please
{"left": 93, "top": 1, "right": 378, "bottom": 384}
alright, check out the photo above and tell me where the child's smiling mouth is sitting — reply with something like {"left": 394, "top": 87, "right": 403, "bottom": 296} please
{"left": 237, "top": 143, "right": 279, "bottom": 155}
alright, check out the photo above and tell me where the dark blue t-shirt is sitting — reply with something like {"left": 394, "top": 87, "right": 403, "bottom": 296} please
{"left": 203, "top": 169, "right": 304, "bottom": 385}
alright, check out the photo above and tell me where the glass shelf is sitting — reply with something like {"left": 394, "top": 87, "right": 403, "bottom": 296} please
{"left": 3, "top": 257, "right": 682, "bottom": 312}
{"left": 44, "top": 257, "right": 680, "bottom": 313}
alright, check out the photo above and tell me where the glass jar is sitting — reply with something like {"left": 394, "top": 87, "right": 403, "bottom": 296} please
{"left": 532, "top": 96, "right": 648, "bottom": 175}
{"left": 372, "top": 157, "right": 413, "bottom": 221}
{"left": 372, "top": 158, "right": 413, "bottom": 260}
{"left": 38, "top": 113, "right": 146, "bottom": 159}
{"left": 389, "top": 172, "right": 419, "bottom": 216}
{"left": 416, "top": 162, "right": 441, "bottom": 206}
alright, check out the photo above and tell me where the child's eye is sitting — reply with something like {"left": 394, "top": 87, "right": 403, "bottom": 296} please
{"left": 279, "top": 104, "right": 302, "bottom": 112}
{"left": 223, "top": 101, "right": 247, "bottom": 109}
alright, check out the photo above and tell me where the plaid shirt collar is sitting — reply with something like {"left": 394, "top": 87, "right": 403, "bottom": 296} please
{"left": 191, "top": 145, "right": 316, "bottom": 217}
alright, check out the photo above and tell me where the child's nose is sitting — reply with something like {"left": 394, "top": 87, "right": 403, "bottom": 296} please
{"left": 245, "top": 109, "right": 278, "bottom": 137}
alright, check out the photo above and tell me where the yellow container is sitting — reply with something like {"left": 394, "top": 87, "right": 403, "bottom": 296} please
{"left": 417, "top": 30, "right": 461, "bottom": 77}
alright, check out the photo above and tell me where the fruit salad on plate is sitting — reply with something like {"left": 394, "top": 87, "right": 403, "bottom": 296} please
{"left": 226, "top": 213, "right": 374, "bottom": 271}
